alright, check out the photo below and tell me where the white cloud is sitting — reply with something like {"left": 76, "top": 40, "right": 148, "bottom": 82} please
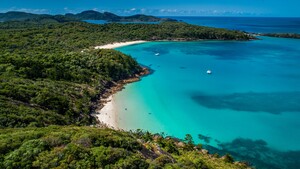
{"left": 140, "top": 8, "right": 146, "bottom": 13}
{"left": 0, "top": 7, "right": 49, "bottom": 14}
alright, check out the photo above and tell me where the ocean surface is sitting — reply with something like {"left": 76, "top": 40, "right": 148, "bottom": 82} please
{"left": 168, "top": 16, "right": 300, "bottom": 33}
{"left": 111, "top": 17, "right": 300, "bottom": 168}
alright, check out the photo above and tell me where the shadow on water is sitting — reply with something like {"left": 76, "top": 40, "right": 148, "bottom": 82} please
{"left": 202, "top": 137, "right": 300, "bottom": 169}
{"left": 191, "top": 91, "right": 300, "bottom": 114}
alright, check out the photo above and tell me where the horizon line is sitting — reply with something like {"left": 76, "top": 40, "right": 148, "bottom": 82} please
{"left": 1, "top": 9, "right": 300, "bottom": 18}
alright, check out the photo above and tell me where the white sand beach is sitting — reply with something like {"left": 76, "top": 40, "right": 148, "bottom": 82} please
{"left": 95, "top": 40, "right": 147, "bottom": 49}
{"left": 96, "top": 96, "right": 118, "bottom": 129}
{"left": 95, "top": 40, "right": 148, "bottom": 128}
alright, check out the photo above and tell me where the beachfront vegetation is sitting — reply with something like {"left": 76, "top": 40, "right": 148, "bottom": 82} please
{"left": 0, "top": 48, "right": 142, "bottom": 127}
{"left": 0, "top": 19, "right": 253, "bottom": 168}
{"left": 0, "top": 126, "right": 250, "bottom": 169}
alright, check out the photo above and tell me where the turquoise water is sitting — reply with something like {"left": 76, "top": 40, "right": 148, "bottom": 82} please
{"left": 114, "top": 37, "right": 300, "bottom": 168}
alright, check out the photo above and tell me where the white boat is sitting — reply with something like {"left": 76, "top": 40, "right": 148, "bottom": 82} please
{"left": 206, "top": 70, "right": 212, "bottom": 74}
{"left": 155, "top": 53, "right": 160, "bottom": 56}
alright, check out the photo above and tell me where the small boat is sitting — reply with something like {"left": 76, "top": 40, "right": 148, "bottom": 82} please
{"left": 155, "top": 53, "right": 160, "bottom": 56}
{"left": 206, "top": 70, "right": 212, "bottom": 74}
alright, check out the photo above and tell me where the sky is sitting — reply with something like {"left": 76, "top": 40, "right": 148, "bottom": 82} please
{"left": 0, "top": 0, "right": 299, "bottom": 17}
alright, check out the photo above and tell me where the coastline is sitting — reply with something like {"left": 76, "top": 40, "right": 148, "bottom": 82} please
{"left": 95, "top": 40, "right": 149, "bottom": 129}
{"left": 96, "top": 66, "right": 150, "bottom": 129}
{"left": 95, "top": 40, "right": 147, "bottom": 49}
{"left": 96, "top": 95, "right": 117, "bottom": 129}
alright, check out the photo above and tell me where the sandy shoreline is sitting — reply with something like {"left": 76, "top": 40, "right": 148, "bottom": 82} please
{"left": 94, "top": 45, "right": 150, "bottom": 130}
{"left": 95, "top": 77, "right": 141, "bottom": 129}
{"left": 95, "top": 71, "right": 148, "bottom": 129}
{"left": 96, "top": 95, "right": 118, "bottom": 129}
{"left": 94, "top": 41, "right": 149, "bottom": 129}
{"left": 95, "top": 40, "right": 147, "bottom": 49}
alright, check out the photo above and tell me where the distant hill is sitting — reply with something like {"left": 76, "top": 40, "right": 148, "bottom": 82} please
{"left": 66, "top": 10, "right": 175, "bottom": 22}
{"left": 0, "top": 11, "right": 79, "bottom": 23}
{"left": 0, "top": 10, "right": 176, "bottom": 23}
{"left": 65, "top": 10, "right": 122, "bottom": 21}
{"left": 0, "top": 11, "right": 41, "bottom": 21}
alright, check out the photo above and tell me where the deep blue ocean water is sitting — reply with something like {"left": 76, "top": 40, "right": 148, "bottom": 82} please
{"left": 168, "top": 16, "right": 300, "bottom": 33}
{"left": 100, "top": 17, "right": 300, "bottom": 168}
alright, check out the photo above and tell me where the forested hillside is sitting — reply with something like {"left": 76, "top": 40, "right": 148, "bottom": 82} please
{"left": 0, "top": 49, "right": 141, "bottom": 127}
{"left": 0, "top": 126, "right": 250, "bottom": 169}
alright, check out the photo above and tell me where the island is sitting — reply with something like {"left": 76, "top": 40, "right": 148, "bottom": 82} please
{"left": 0, "top": 14, "right": 253, "bottom": 168}
{"left": 261, "top": 33, "right": 300, "bottom": 39}
{"left": 0, "top": 10, "right": 176, "bottom": 23}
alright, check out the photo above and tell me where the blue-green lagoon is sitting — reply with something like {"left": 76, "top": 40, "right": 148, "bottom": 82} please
{"left": 113, "top": 37, "right": 300, "bottom": 168}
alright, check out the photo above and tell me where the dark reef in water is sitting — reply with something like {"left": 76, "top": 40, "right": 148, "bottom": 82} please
{"left": 191, "top": 91, "right": 300, "bottom": 114}
{"left": 204, "top": 138, "right": 300, "bottom": 169}
{"left": 198, "top": 134, "right": 212, "bottom": 144}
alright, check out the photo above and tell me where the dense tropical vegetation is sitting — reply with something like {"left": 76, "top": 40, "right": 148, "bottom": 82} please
{"left": 0, "top": 126, "right": 250, "bottom": 169}
{"left": 0, "top": 19, "right": 253, "bottom": 168}
{"left": 0, "top": 48, "right": 141, "bottom": 127}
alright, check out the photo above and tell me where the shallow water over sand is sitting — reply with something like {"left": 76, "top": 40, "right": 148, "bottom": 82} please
{"left": 114, "top": 37, "right": 300, "bottom": 168}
